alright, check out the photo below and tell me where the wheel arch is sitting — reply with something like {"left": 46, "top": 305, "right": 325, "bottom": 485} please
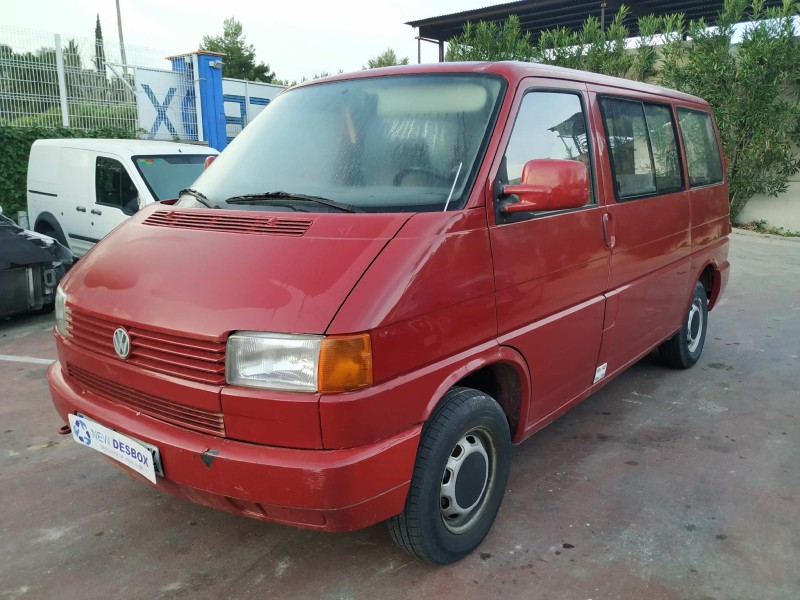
{"left": 423, "top": 346, "right": 531, "bottom": 444}
{"left": 34, "top": 212, "right": 69, "bottom": 247}
{"left": 697, "top": 260, "right": 722, "bottom": 310}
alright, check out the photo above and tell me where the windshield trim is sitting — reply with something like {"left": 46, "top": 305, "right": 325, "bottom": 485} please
{"left": 132, "top": 153, "right": 214, "bottom": 201}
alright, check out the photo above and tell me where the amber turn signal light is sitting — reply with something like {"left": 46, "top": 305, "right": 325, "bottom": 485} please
{"left": 318, "top": 333, "right": 373, "bottom": 393}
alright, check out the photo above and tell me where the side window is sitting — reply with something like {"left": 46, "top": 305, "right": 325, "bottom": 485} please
{"left": 600, "top": 98, "right": 683, "bottom": 200}
{"left": 644, "top": 104, "right": 682, "bottom": 193}
{"left": 677, "top": 108, "right": 724, "bottom": 187}
{"left": 502, "top": 91, "right": 594, "bottom": 204}
{"left": 95, "top": 157, "right": 139, "bottom": 213}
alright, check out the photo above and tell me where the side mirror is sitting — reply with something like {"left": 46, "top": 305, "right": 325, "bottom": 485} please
{"left": 501, "top": 159, "right": 589, "bottom": 214}
{"left": 204, "top": 155, "right": 217, "bottom": 170}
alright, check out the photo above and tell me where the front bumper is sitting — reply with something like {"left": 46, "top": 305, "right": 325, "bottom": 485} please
{"left": 47, "top": 362, "right": 419, "bottom": 532}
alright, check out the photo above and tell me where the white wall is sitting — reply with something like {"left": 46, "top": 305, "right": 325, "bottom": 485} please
{"left": 736, "top": 160, "right": 800, "bottom": 231}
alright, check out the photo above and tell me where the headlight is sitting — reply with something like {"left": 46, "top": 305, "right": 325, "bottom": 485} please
{"left": 226, "top": 332, "right": 372, "bottom": 393}
{"left": 54, "top": 286, "right": 70, "bottom": 337}
{"left": 226, "top": 332, "right": 322, "bottom": 392}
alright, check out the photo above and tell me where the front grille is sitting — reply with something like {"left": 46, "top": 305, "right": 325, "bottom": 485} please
{"left": 68, "top": 364, "right": 225, "bottom": 437}
{"left": 67, "top": 309, "right": 226, "bottom": 385}
{"left": 143, "top": 209, "right": 313, "bottom": 236}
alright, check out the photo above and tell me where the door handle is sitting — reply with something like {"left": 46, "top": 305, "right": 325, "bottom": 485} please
{"left": 602, "top": 213, "right": 616, "bottom": 250}
{"left": 91, "top": 208, "right": 102, "bottom": 215}
{"left": 76, "top": 206, "right": 86, "bottom": 212}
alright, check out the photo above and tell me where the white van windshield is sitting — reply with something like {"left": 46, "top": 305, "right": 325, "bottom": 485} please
{"left": 180, "top": 74, "right": 505, "bottom": 213}
{"left": 134, "top": 155, "right": 211, "bottom": 201}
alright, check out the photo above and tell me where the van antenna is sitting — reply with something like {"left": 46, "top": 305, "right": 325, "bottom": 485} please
{"left": 443, "top": 162, "right": 463, "bottom": 212}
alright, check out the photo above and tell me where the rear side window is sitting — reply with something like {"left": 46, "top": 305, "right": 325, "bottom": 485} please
{"left": 96, "top": 157, "right": 139, "bottom": 214}
{"left": 600, "top": 98, "right": 683, "bottom": 200}
{"left": 677, "top": 108, "right": 724, "bottom": 187}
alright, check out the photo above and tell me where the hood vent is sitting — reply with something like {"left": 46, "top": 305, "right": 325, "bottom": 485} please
{"left": 143, "top": 210, "right": 313, "bottom": 236}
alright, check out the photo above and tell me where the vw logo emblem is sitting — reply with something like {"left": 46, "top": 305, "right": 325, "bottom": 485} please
{"left": 113, "top": 327, "right": 131, "bottom": 359}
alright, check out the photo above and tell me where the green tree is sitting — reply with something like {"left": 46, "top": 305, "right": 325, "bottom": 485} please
{"left": 660, "top": 0, "right": 800, "bottom": 218}
{"left": 94, "top": 14, "right": 106, "bottom": 72}
{"left": 364, "top": 48, "right": 409, "bottom": 69}
{"left": 273, "top": 70, "right": 344, "bottom": 87}
{"left": 200, "top": 17, "right": 275, "bottom": 82}
{"left": 445, "top": 1, "right": 800, "bottom": 218}
{"left": 447, "top": 9, "right": 649, "bottom": 78}
{"left": 447, "top": 15, "right": 534, "bottom": 62}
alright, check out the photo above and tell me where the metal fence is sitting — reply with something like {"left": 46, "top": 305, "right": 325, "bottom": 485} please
{"left": 0, "top": 25, "right": 193, "bottom": 135}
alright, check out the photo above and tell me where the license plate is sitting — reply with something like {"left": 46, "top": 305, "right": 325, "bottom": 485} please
{"left": 68, "top": 414, "right": 162, "bottom": 484}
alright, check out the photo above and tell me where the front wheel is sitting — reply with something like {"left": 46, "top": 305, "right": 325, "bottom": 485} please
{"left": 659, "top": 281, "right": 708, "bottom": 369}
{"left": 388, "top": 387, "right": 511, "bottom": 564}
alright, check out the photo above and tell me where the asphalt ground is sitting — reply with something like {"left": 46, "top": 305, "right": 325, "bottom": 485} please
{"left": 1, "top": 230, "right": 798, "bottom": 600}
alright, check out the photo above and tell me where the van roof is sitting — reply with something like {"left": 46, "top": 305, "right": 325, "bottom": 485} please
{"left": 32, "top": 138, "right": 218, "bottom": 155}
{"left": 306, "top": 61, "right": 709, "bottom": 106}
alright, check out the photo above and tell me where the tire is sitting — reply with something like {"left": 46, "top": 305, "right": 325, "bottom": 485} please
{"left": 659, "top": 281, "right": 708, "bottom": 369}
{"left": 388, "top": 387, "right": 511, "bottom": 564}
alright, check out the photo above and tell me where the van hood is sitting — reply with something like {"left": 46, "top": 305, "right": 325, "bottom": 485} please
{"left": 62, "top": 206, "right": 410, "bottom": 338}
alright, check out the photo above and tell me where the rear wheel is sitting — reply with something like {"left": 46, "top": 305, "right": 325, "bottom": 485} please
{"left": 659, "top": 281, "right": 708, "bottom": 369}
{"left": 388, "top": 387, "right": 511, "bottom": 564}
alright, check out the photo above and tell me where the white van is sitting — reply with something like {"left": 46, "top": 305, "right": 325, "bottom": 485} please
{"left": 27, "top": 139, "right": 217, "bottom": 257}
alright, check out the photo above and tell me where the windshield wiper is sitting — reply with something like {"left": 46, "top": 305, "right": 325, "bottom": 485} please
{"left": 179, "top": 188, "right": 215, "bottom": 209}
{"left": 224, "top": 191, "right": 362, "bottom": 213}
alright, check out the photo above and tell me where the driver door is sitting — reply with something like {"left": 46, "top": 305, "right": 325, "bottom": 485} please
{"left": 488, "top": 79, "right": 611, "bottom": 434}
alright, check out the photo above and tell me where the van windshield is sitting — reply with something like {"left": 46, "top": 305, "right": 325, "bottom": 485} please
{"left": 134, "top": 155, "right": 212, "bottom": 201}
{"left": 179, "top": 74, "right": 505, "bottom": 213}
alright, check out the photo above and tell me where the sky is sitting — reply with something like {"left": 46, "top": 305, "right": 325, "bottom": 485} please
{"left": 0, "top": 0, "right": 491, "bottom": 81}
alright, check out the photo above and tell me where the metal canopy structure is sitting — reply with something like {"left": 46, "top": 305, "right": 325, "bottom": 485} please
{"left": 407, "top": 0, "right": 785, "bottom": 60}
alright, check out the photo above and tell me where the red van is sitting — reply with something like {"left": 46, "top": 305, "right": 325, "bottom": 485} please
{"left": 48, "top": 62, "right": 730, "bottom": 564}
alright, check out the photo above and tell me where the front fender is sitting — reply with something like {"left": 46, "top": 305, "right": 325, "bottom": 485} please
{"left": 319, "top": 342, "right": 532, "bottom": 448}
